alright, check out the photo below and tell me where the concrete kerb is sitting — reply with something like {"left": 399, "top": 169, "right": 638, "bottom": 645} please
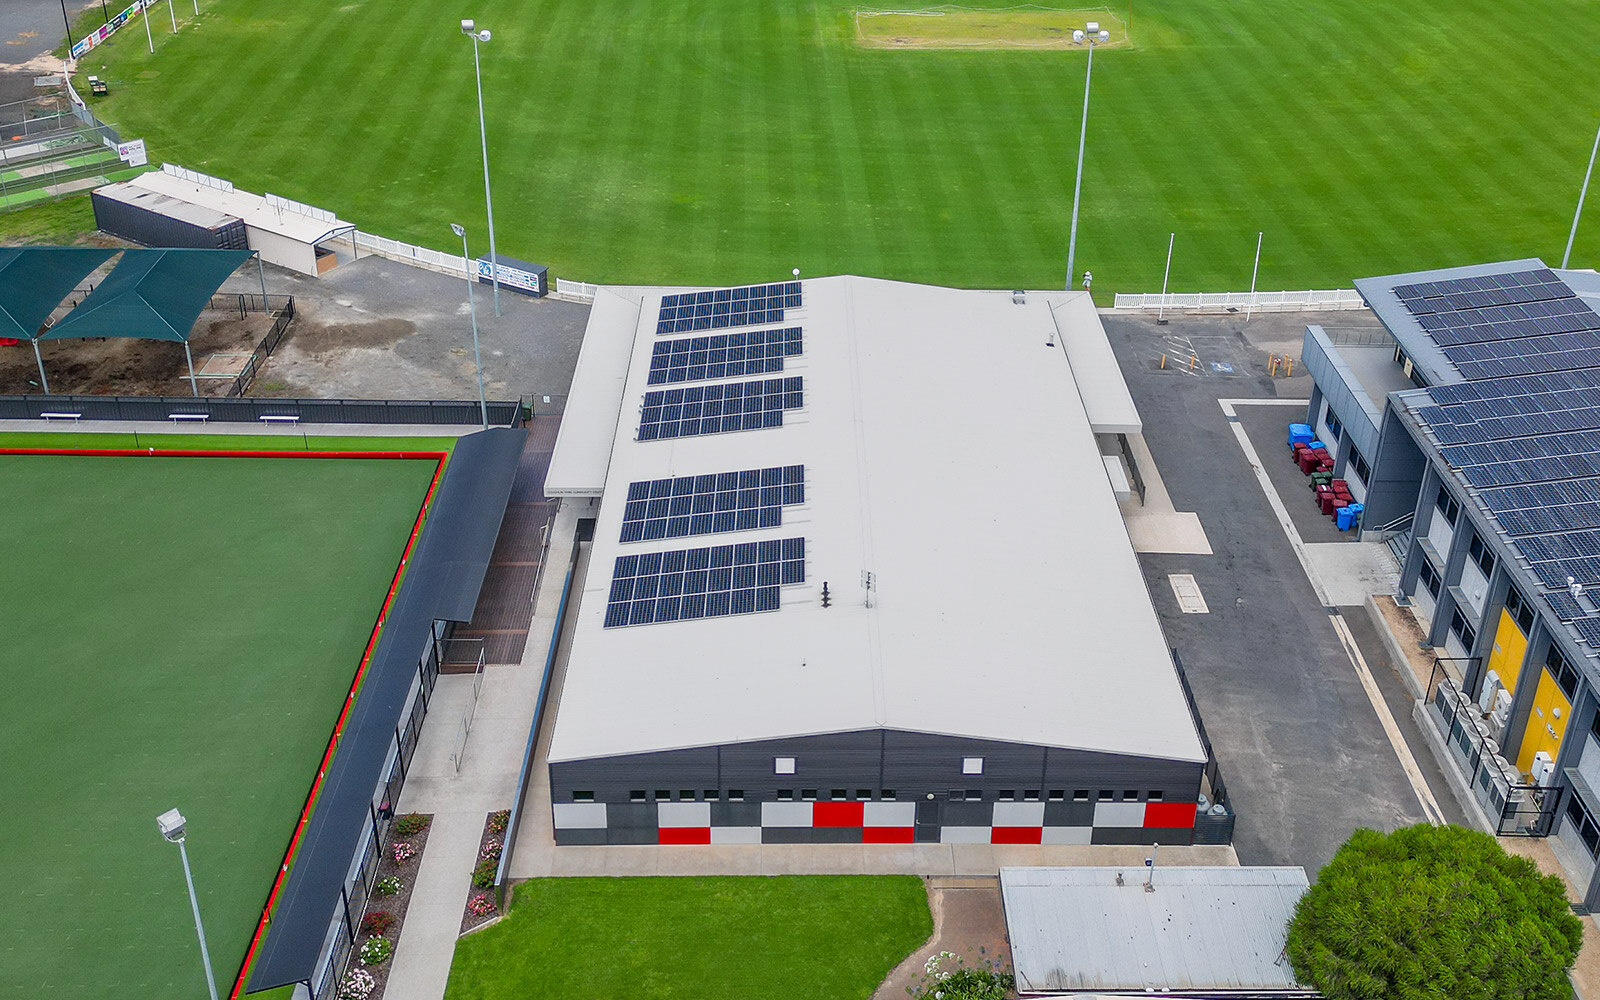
{"left": 1364, "top": 594, "right": 1426, "bottom": 702}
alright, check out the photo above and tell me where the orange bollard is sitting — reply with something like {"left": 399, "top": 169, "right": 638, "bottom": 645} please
{"left": 1160, "top": 354, "right": 1167, "bottom": 369}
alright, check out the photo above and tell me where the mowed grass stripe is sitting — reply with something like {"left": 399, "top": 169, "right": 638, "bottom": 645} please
{"left": 59, "top": 0, "right": 1600, "bottom": 292}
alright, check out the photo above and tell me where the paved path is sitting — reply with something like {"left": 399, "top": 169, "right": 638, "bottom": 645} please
{"left": 871, "top": 878, "right": 1012, "bottom": 1000}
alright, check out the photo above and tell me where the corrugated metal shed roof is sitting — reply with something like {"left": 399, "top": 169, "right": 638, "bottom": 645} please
{"left": 1001, "top": 866, "right": 1309, "bottom": 994}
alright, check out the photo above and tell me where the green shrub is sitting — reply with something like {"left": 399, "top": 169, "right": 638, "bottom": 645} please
{"left": 908, "top": 951, "right": 1013, "bottom": 1000}
{"left": 393, "top": 813, "right": 430, "bottom": 837}
{"left": 358, "top": 936, "right": 394, "bottom": 967}
{"left": 487, "top": 809, "right": 509, "bottom": 834}
{"left": 472, "top": 856, "right": 499, "bottom": 889}
{"left": 373, "top": 876, "right": 402, "bottom": 897}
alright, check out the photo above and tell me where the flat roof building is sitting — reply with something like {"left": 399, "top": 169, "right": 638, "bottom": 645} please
{"left": 543, "top": 277, "right": 1217, "bottom": 847}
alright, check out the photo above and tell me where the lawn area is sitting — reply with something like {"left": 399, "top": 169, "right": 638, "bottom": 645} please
{"left": 445, "top": 876, "right": 932, "bottom": 1000}
{"left": 36, "top": 0, "right": 1600, "bottom": 297}
{"left": 0, "top": 451, "right": 439, "bottom": 998}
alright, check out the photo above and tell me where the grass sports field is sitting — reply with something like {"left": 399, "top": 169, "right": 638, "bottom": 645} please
{"left": 55, "top": 0, "right": 1600, "bottom": 296}
{"left": 0, "top": 445, "right": 440, "bottom": 997}
{"left": 444, "top": 876, "right": 933, "bottom": 1000}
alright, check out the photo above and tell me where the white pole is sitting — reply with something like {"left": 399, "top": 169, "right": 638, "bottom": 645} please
{"left": 459, "top": 229, "right": 490, "bottom": 428}
{"left": 1563, "top": 118, "right": 1600, "bottom": 269}
{"left": 177, "top": 840, "right": 220, "bottom": 1000}
{"left": 1064, "top": 38, "right": 1096, "bottom": 290}
{"left": 142, "top": 1, "right": 153, "bottom": 52}
{"left": 192, "top": 0, "right": 199, "bottom": 15}
{"left": 1246, "top": 231, "right": 1263, "bottom": 322}
{"left": 1157, "top": 232, "right": 1174, "bottom": 324}
{"left": 471, "top": 35, "right": 501, "bottom": 317}
{"left": 167, "top": 0, "right": 177, "bottom": 32}
{"left": 32, "top": 339, "right": 50, "bottom": 394}
{"left": 183, "top": 341, "right": 198, "bottom": 396}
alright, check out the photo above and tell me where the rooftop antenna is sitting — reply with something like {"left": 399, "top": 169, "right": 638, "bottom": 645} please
{"left": 1144, "top": 843, "right": 1159, "bottom": 891}
{"left": 861, "top": 570, "right": 875, "bottom": 608}
{"left": 821, "top": 582, "right": 832, "bottom": 609}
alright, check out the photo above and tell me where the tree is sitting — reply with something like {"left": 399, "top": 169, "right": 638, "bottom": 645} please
{"left": 1286, "top": 824, "right": 1583, "bottom": 1000}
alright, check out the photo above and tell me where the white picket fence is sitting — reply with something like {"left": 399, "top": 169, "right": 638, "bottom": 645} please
{"left": 352, "top": 231, "right": 472, "bottom": 278}
{"left": 1113, "top": 289, "right": 1366, "bottom": 313}
{"left": 554, "top": 278, "right": 598, "bottom": 301}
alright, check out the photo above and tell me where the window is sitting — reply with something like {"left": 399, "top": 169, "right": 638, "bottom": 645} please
{"left": 1123, "top": 790, "right": 1140, "bottom": 801}
{"left": 777, "top": 789, "right": 794, "bottom": 801}
{"left": 654, "top": 789, "right": 670, "bottom": 801}
{"left": 831, "top": 788, "right": 847, "bottom": 800}
{"left": 1506, "top": 586, "right": 1535, "bottom": 633}
{"left": 882, "top": 790, "right": 897, "bottom": 800}
{"left": 1024, "top": 790, "right": 1041, "bottom": 801}
{"left": 1097, "top": 790, "right": 1114, "bottom": 802}
{"left": 1148, "top": 790, "right": 1164, "bottom": 801}
{"left": 1073, "top": 790, "right": 1090, "bottom": 802}
{"left": 703, "top": 790, "right": 719, "bottom": 801}
{"left": 949, "top": 790, "right": 966, "bottom": 801}
{"left": 1451, "top": 608, "right": 1478, "bottom": 652}
{"left": 967, "top": 789, "right": 983, "bottom": 800}
{"left": 1348, "top": 445, "right": 1371, "bottom": 486}
{"left": 728, "top": 789, "right": 744, "bottom": 801}
{"left": 774, "top": 756, "right": 796, "bottom": 775}
{"left": 573, "top": 791, "right": 594, "bottom": 802}
{"left": 679, "top": 790, "right": 695, "bottom": 800}
{"left": 1048, "top": 790, "right": 1066, "bottom": 801}
{"left": 962, "top": 756, "right": 984, "bottom": 775}
{"left": 801, "top": 789, "right": 817, "bottom": 801}
{"left": 1468, "top": 533, "right": 1494, "bottom": 576}
{"left": 1436, "top": 486, "right": 1460, "bottom": 525}
{"left": 1324, "top": 405, "right": 1343, "bottom": 443}
{"left": 1592, "top": 706, "right": 1600, "bottom": 744}
{"left": 1550, "top": 647, "right": 1579, "bottom": 700}
{"left": 630, "top": 790, "right": 647, "bottom": 803}
{"left": 1419, "top": 558, "right": 1441, "bottom": 598}
{"left": 856, "top": 788, "right": 873, "bottom": 799}
{"left": 1570, "top": 796, "right": 1600, "bottom": 857}
{"left": 999, "top": 790, "right": 1016, "bottom": 801}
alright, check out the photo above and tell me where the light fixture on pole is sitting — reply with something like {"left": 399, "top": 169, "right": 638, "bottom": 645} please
{"left": 461, "top": 19, "right": 501, "bottom": 317}
{"left": 58, "top": 0, "right": 74, "bottom": 51}
{"left": 167, "top": 0, "right": 178, "bottom": 32}
{"left": 1563, "top": 117, "right": 1600, "bottom": 269}
{"left": 157, "top": 809, "right": 220, "bottom": 1000}
{"left": 1157, "top": 232, "right": 1175, "bottom": 325}
{"left": 452, "top": 223, "right": 491, "bottom": 428}
{"left": 1063, "top": 22, "right": 1109, "bottom": 291}
{"left": 142, "top": 0, "right": 153, "bottom": 52}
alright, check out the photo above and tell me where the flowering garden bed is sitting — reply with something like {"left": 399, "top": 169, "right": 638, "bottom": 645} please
{"left": 337, "top": 813, "right": 432, "bottom": 1000}
{"left": 461, "top": 809, "right": 510, "bottom": 934}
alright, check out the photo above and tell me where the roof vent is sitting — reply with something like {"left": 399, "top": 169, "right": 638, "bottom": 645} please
{"left": 1012, "top": 289, "right": 1026, "bottom": 305}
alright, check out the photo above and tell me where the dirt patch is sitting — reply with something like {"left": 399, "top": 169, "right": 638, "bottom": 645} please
{"left": 856, "top": 7, "right": 1132, "bottom": 50}
{"left": 873, "top": 877, "right": 1012, "bottom": 1000}
{"left": 286, "top": 316, "right": 414, "bottom": 356}
{"left": 0, "top": 309, "right": 276, "bottom": 395}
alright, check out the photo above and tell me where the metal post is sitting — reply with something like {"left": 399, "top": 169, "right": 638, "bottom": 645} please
{"left": 183, "top": 341, "right": 199, "bottom": 396}
{"left": 176, "top": 839, "right": 221, "bottom": 1000}
{"left": 1064, "top": 37, "right": 1097, "bottom": 290}
{"left": 167, "top": 0, "right": 178, "bottom": 32}
{"left": 143, "top": 2, "right": 153, "bottom": 53}
{"left": 103, "top": 0, "right": 110, "bottom": 24}
{"left": 256, "top": 255, "right": 267, "bottom": 303}
{"left": 59, "top": 0, "right": 75, "bottom": 51}
{"left": 192, "top": 0, "right": 199, "bottom": 15}
{"left": 471, "top": 35, "right": 501, "bottom": 316}
{"left": 31, "top": 340, "right": 50, "bottom": 394}
{"left": 1563, "top": 118, "right": 1600, "bottom": 269}
{"left": 458, "top": 229, "right": 490, "bottom": 428}
{"left": 1246, "top": 231, "right": 1263, "bottom": 322}
{"left": 1157, "top": 232, "right": 1174, "bottom": 325}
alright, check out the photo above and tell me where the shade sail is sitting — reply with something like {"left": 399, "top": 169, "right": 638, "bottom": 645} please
{"left": 38, "top": 248, "right": 254, "bottom": 343}
{"left": 0, "top": 247, "right": 116, "bottom": 341}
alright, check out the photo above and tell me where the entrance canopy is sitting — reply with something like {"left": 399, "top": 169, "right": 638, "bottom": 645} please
{"left": 38, "top": 248, "right": 254, "bottom": 343}
{"left": 0, "top": 247, "right": 115, "bottom": 341}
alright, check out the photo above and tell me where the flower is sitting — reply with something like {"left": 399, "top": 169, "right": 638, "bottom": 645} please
{"left": 392, "top": 841, "right": 417, "bottom": 865}
{"left": 479, "top": 838, "right": 502, "bottom": 861}
{"left": 467, "top": 893, "right": 497, "bottom": 917}
{"left": 338, "top": 968, "right": 376, "bottom": 1000}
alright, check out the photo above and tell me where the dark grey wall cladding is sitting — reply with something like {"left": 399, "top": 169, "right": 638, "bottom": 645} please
{"left": 1092, "top": 827, "right": 1193, "bottom": 847}
{"left": 549, "top": 728, "right": 1203, "bottom": 805}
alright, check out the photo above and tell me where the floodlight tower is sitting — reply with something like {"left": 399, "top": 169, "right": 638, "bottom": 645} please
{"left": 452, "top": 223, "right": 491, "bottom": 429}
{"left": 157, "top": 809, "right": 220, "bottom": 1000}
{"left": 461, "top": 19, "right": 501, "bottom": 316}
{"left": 1064, "top": 22, "right": 1110, "bottom": 291}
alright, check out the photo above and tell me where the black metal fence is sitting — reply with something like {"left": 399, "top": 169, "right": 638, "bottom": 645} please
{"left": 1170, "top": 649, "right": 1236, "bottom": 845}
{"left": 0, "top": 393, "right": 520, "bottom": 426}
{"left": 227, "top": 297, "right": 296, "bottom": 398}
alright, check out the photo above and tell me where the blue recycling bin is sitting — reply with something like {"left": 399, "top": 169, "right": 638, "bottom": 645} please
{"left": 1309, "top": 440, "right": 1328, "bottom": 452}
{"left": 1289, "top": 422, "right": 1314, "bottom": 446}
{"left": 1338, "top": 502, "right": 1364, "bottom": 532}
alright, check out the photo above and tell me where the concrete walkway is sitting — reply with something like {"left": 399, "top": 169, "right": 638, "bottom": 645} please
{"left": 872, "top": 877, "right": 1011, "bottom": 1000}
{"left": 383, "top": 501, "right": 581, "bottom": 1000}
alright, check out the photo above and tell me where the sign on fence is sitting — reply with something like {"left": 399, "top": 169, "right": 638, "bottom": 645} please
{"left": 116, "top": 139, "right": 147, "bottom": 166}
{"left": 70, "top": 0, "right": 160, "bottom": 60}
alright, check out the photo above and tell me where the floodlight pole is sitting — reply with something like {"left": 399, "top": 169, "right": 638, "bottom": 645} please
{"left": 167, "top": 0, "right": 177, "bottom": 32}
{"left": 465, "top": 25, "right": 501, "bottom": 316}
{"left": 1563, "top": 117, "right": 1600, "bottom": 269}
{"left": 142, "top": 2, "right": 153, "bottom": 53}
{"left": 183, "top": 341, "right": 199, "bottom": 396}
{"left": 1064, "top": 27, "right": 1107, "bottom": 291}
{"left": 455, "top": 225, "right": 491, "bottom": 428}
{"left": 1246, "top": 231, "right": 1263, "bottom": 322}
{"left": 1157, "top": 232, "right": 1174, "bottom": 325}
{"left": 174, "top": 838, "right": 220, "bottom": 1000}
{"left": 31, "top": 340, "right": 50, "bottom": 394}
{"left": 59, "top": 0, "right": 74, "bottom": 51}
{"left": 256, "top": 254, "right": 268, "bottom": 303}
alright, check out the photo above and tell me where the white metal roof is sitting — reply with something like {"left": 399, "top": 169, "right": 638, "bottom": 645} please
{"left": 1050, "top": 293, "right": 1141, "bottom": 435}
{"left": 1001, "top": 866, "right": 1310, "bottom": 994}
{"left": 126, "top": 170, "right": 354, "bottom": 246}
{"left": 545, "top": 288, "right": 641, "bottom": 496}
{"left": 546, "top": 275, "right": 1204, "bottom": 764}
{"left": 94, "top": 181, "right": 239, "bottom": 232}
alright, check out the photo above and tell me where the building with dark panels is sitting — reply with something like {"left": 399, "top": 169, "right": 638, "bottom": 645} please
{"left": 1302, "top": 258, "right": 1600, "bottom": 906}
{"left": 542, "top": 277, "right": 1216, "bottom": 847}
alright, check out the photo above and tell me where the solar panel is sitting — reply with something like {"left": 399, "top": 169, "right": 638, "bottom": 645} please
{"left": 646, "top": 328, "right": 802, "bottom": 385}
{"left": 637, "top": 377, "right": 804, "bottom": 440}
{"left": 1568, "top": 616, "right": 1600, "bottom": 649}
{"left": 620, "top": 465, "right": 806, "bottom": 541}
{"left": 656, "top": 282, "right": 803, "bottom": 335}
{"left": 602, "top": 537, "right": 807, "bottom": 627}
{"left": 1545, "top": 590, "right": 1586, "bottom": 622}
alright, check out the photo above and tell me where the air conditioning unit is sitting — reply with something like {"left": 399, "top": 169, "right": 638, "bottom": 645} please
{"left": 1478, "top": 670, "right": 1503, "bottom": 713}
{"left": 1485, "top": 710, "right": 1506, "bottom": 742}
{"left": 1495, "top": 689, "right": 1513, "bottom": 715}
{"left": 1531, "top": 751, "right": 1556, "bottom": 787}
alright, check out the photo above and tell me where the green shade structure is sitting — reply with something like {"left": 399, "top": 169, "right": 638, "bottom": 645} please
{"left": 0, "top": 247, "right": 118, "bottom": 393}
{"left": 37, "top": 248, "right": 255, "bottom": 395}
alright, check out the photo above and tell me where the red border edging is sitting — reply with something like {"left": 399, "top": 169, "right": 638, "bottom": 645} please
{"left": 2, "top": 447, "right": 447, "bottom": 999}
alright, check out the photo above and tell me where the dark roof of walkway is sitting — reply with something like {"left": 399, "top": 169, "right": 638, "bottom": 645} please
{"left": 37, "top": 247, "right": 253, "bottom": 343}
{"left": 0, "top": 247, "right": 116, "bottom": 341}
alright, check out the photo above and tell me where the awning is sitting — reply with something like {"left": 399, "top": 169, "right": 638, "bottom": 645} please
{"left": 0, "top": 247, "right": 116, "bottom": 341}
{"left": 38, "top": 247, "right": 254, "bottom": 343}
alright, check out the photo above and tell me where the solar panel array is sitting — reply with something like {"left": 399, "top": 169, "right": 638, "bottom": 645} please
{"left": 620, "top": 466, "right": 806, "bottom": 542}
{"left": 647, "top": 328, "right": 802, "bottom": 385}
{"left": 603, "top": 538, "right": 807, "bottom": 627}
{"left": 637, "top": 377, "right": 803, "bottom": 440}
{"left": 656, "top": 282, "right": 802, "bottom": 335}
{"left": 1401, "top": 268, "right": 1600, "bottom": 646}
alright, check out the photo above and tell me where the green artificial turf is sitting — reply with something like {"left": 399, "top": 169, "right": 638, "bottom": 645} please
{"left": 445, "top": 876, "right": 932, "bottom": 1000}
{"left": 0, "top": 452, "right": 438, "bottom": 998}
{"left": 37, "top": 0, "right": 1600, "bottom": 298}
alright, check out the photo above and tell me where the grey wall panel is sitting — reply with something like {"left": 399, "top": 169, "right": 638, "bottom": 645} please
{"left": 761, "top": 827, "right": 814, "bottom": 845}
{"left": 711, "top": 801, "right": 763, "bottom": 826}
{"left": 550, "top": 746, "right": 720, "bottom": 803}
{"left": 939, "top": 801, "right": 995, "bottom": 826}
{"left": 1364, "top": 406, "right": 1429, "bottom": 530}
{"left": 605, "top": 803, "right": 656, "bottom": 830}
{"left": 1044, "top": 801, "right": 1096, "bottom": 826}
{"left": 811, "top": 827, "right": 863, "bottom": 844}
{"left": 554, "top": 828, "right": 607, "bottom": 846}
{"left": 719, "top": 731, "right": 884, "bottom": 794}
{"left": 883, "top": 731, "right": 1048, "bottom": 795}
{"left": 1091, "top": 827, "right": 1192, "bottom": 847}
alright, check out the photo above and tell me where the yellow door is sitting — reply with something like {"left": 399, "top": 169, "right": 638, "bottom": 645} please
{"left": 1516, "top": 667, "right": 1573, "bottom": 775}
{"left": 1485, "top": 610, "right": 1528, "bottom": 695}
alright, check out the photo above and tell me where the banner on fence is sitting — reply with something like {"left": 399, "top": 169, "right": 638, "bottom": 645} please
{"left": 70, "top": 0, "right": 159, "bottom": 60}
{"left": 116, "top": 139, "right": 146, "bottom": 166}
